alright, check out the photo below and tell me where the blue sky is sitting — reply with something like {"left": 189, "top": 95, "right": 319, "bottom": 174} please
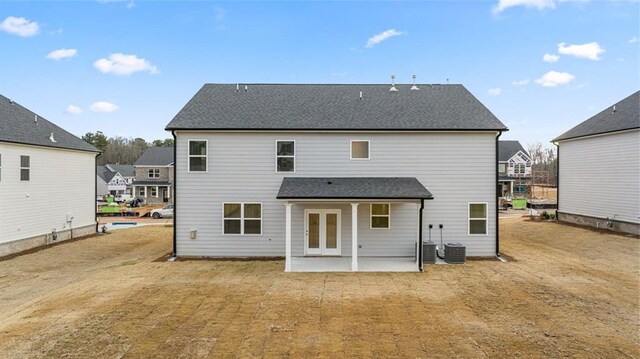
{"left": 1, "top": 1, "right": 638, "bottom": 147}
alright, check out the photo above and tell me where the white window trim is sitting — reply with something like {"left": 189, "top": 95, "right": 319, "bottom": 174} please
{"left": 350, "top": 140, "right": 370, "bottom": 161}
{"left": 275, "top": 140, "right": 296, "bottom": 173}
{"left": 187, "top": 139, "right": 208, "bottom": 173}
{"left": 468, "top": 202, "right": 489, "bottom": 236}
{"left": 370, "top": 203, "right": 391, "bottom": 229}
{"left": 20, "top": 155, "right": 30, "bottom": 182}
{"left": 222, "top": 202, "right": 263, "bottom": 236}
{"left": 148, "top": 168, "right": 160, "bottom": 179}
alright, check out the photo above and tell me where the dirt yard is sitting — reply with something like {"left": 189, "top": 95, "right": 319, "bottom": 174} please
{"left": 0, "top": 218, "right": 638, "bottom": 358}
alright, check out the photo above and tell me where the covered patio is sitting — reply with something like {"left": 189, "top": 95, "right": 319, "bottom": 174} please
{"left": 277, "top": 177, "right": 434, "bottom": 272}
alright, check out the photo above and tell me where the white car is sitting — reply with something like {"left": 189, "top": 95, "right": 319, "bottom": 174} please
{"left": 151, "top": 205, "right": 173, "bottom": 219}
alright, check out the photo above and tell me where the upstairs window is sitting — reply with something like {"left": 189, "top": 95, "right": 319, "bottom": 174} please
{"left": 350, "top": 140, "right": 370, "bottom": 160}
{"left": 148, "top": 168, "right": 160, "bottom": 178}
{"left": 498, "top": 163, "right": 506, "bottom": 174}
{"left": 469, "top": 203, "right": 488, "bottom": 235}
{"left": 370, "top": 203, "right": 390, "bottom": 229}
{"left": 188, "top": 140, "right": 207, "bottom": 172}
{"left": 223, "top": 203, "right": 262, "bottom": 235}
{"left": 276, "top": 140, "right": 295, "bottom": 172}
{"left": 20, "top": 155, "right": 30, "bottom": 181}
{"left": 515, "top": 163, "right": 525, "bottom": 174}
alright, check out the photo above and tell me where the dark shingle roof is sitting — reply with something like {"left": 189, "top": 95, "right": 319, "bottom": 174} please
{"left": 499, "top": 140, "right": 528, "bottom": 161}
{"left": 554, "top": 91, "right": 639, "bottom": 142}
{"left": 106, "top": 164, "right": 135, "bottom": 177}
{"left": 276, "top": 177, "right": 434, "bottom": 200}
{"left": 166, "top": 84, "right": 507, "bottom": 131}
{"left": 97, "top": 166, "right": 117, "bottom": 182}
{"left": 134, "top": 147, "right": 174, "bottom": 166}
{"left": 0, "top": 94, "right": 98, "bottom": 152}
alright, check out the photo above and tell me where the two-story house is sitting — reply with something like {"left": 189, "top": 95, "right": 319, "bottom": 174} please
{"left": 106, "top": 164, "right": 135, "bottom": 194}
{"left": 165, "top": 84, "right": 508, "bottom": 272}
{"left": 0, "top": 94, "right": 99, "bottom": 257}
{"left": 498, "top": 140, "right": 532, "bottom": 197}
{"left": 132, "top": 147, "right": 174, "bottom": 204}
{"left": 96, "top": 165, "right": 128, "bottom": 197}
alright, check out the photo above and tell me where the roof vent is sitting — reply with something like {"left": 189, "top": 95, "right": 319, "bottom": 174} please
{"left": 389, "top": 75, "right": 398, "bottom": 92}
{"left": 359, "top": 91, "right": 363, "bottom": 100}
{"left": 612, "top": 104, "right": 616, "bottom": 114}
{"left": 49, "top": 132, "right": 56, "bottom": 143}
{"left": 9, "top": 99, "right": 14, "bottom": 105}
{"left": 236, "top": 83, "right": 240, "bottom": 92}
{"left": 34, "top": 115, "right": 38, "bottom": 123}
{"left": 410, "top": 75, "right": 420, "bottom": 91}
{"left": 244, "top": 85, "right": 248, "bottom": 92}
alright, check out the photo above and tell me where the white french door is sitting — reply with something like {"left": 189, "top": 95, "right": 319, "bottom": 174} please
{"left": 304, "top": 209, "right": 341, "bottom": 256}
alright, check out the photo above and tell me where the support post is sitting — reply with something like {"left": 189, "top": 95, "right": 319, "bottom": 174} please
{"left": 510, "top": 181, "right": 514, "bottom": 196}
{"left": 155, "top": 186, "right": 159, "bottom": 198}
{"left": 285, "top": 202, "right": 292, "bottom": 272}
{"left": 351, "top": 203, "right": 359, "bottom": 271}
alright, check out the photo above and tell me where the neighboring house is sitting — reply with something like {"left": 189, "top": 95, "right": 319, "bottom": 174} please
{"left": 96, "top": 165, "right": 128, "bottom": 197}
{"left": 498, "top": 140, "right": 532, "bottom": 197}
{"left": 166, "top": 83, "right": 508, "bottom": 272}
{"left": 132, "top": 147, "right": 174, "bottom": 204}
{"left": 106, "top": 164, "right": 135, "bottom": 194}
{"left": 553, "top": 91, "right": 639, "bottom": 235}
{"left": 0, "top": 94, "right": 99, "bottom": 257}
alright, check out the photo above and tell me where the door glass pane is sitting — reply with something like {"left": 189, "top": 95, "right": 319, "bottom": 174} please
{"left": 326, "top": 213, "right": 337, "bottom": 249}
{"left": 308, "top": 213, "right": 320, "bottom": 249}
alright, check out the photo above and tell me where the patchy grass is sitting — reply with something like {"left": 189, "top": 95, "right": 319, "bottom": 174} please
{"left": 0, "top": 219, "right": 637, "bottom": 358}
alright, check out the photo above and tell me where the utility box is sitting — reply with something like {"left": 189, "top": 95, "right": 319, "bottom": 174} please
{"left": 444, "top": 243, "right": 466, "bottom": 264}
{"left": 423, "top": 242, "right": 437, "bottom": 265}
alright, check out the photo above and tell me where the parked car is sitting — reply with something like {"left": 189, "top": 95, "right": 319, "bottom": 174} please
{"left": 115, "top": 194, "right": 134, "bottom": 203}
{"left": 151, "top": 204, "right": 173, "bottom": 219}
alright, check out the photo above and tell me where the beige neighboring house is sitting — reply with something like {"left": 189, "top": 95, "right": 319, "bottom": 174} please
{"left": 0, "top": 94, "right": 99, "bottom": 257}
{"left": 553, "top": 91, "right": 639, "bottom": 235}
{"left": 132, "top": 147, "right": 174, "bottom": 204}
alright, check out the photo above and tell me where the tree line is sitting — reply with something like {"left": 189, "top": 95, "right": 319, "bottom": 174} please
{"left": 527, "top": 142, "right": 558, "bottom": 186}
{"left": 82, "top": 131, "right": 174, "bottom": 165}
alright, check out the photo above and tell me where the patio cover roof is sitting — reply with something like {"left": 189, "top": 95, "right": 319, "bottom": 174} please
{"left": 276, "top": 177, "right": 434, "bottom": 200}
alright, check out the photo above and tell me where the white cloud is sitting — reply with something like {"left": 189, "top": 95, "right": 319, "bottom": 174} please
{"left": 557, "top": 42, "right": 605, "bottom": 60}
{"left": 365, "top": 29, "right": 404, "bottom": 48}
{"left": 488, "top": 88, "right": 503, "bottom": 96}
{"left": 543, "top": 53, "right": 559, "bottom": 62}
{"left": 0, "top": 16, "right": 40, "bottom": 37}
{"left": 66, "top": 105, "right": 83, "bottom": 115}
{"left": 492, "top": 0, "right": 555, "bottom": 14}
{"left": 535, "top": 71, "right": 575, "bottom": 87}
{"left": 512, "top": 79, "right": 530, "bottom": 86}
{"left": 46, "top": 48, "right": 78, "bottom": 61}
{"left": 94, "top": 53, "right": 158, "bottom": 75}
{"left": 629, "top": 36, "right": 639, "bottom": 44}
{"left": 126, "top": 1, "right": 135, "bottom": 8}
{"left": 90, "top": 101, "right": 119, "bottom": 113}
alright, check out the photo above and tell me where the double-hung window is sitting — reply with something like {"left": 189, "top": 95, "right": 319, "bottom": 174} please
{"left": 20, "top": 155, "right": 30, "bottom": 181}
{"left": 370, "top": 203, "right": 390, "bottom": 229}
{"left": 515, "top": 163, "right": 525, "bottom": 175}
{"left": 223, "top": 203, "right": 262, "bottom": 235}
{"left": 148, "top": 168, "right": 160, "bottom": 178}
{"left": 350, "top": 140, "right": 370, "bottom": 160}
{"left": 468, "top": 203, "right": 488, "bottom": 235}
{"left": 276, "top": 140, "right": 295, "bottom": 172}
{"left": 188, "top": 140, "right": 207, "bottom": 172}
{"left": 498, "top": 163, "right": 506, "bottom": 174}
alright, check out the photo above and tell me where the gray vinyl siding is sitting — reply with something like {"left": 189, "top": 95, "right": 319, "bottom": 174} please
{"left": 175, "top": 131, "right": 497, "bottom": 257}
{"left": 559, "top": 129, "right": 640, "bottom": 224}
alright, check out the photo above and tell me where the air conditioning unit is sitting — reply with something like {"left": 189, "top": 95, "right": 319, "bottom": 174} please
{"left": 444, "top": 243, "right": 466, "bottom": 264}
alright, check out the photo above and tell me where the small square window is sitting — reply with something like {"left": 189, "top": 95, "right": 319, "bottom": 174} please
{"left": 370, "top": 203, "right": 390, "bottom": 229}
{"left": 351, "top": 140, "right": 369, "bottom": 160}
{"left": 223, "top": 203, "right": 262, "bottom": 235}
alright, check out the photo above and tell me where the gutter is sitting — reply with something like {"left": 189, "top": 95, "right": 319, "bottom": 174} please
{"left": 555, "top": 142, "right": 559, "bottom": 219}
{"left": 496, "top": 131, "right": 502, "bottom": 257}
{"left": 418, "top": 198, "right": 424, "bottom": 272}
{"left": 171, "top": 130, "right": 177, "bottom": 258}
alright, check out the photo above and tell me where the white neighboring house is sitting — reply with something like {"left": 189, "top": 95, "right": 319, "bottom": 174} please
{"left": 165, "top": 83, "right": 509, "bottom": 272}
{"left": 0, "top": 94, "right": 99, "bottom": 257}
{"left": 498, "top": 140, "right": 532, "bottom": 197}
{"left": 553, "top": 91, "right": 639, "bottom": 235}
{"left": 97, "top": 165, "right": 128, "bottom": 197}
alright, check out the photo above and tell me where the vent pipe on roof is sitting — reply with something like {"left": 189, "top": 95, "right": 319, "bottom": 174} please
{"left": 389, "top": 75, "right": 398, "bottom": 92}
{"left": 49, "top": 132, "right": 56, "bottom": 143}
{"left": 410, "top": 75, "right": 420, "bottom": 91}
{"left": 244, "top": 85, "right": 248, "bottom": 92}
{"left": 236, "top": 83, "right": 239, "bottom": 92}
{"left": 612, "top": 105, "right": 616, "bottom": 114}
{"left": 359, "top": 91, "right": 363, "bottom": 100}
{"left": 34, "top": 115, "right": 38, "bottom": 123}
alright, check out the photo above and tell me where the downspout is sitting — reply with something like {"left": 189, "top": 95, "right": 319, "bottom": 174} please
{"left": 95, "top": 152, "right": 101, "bottom": 233}
{"left": 555, "top": 143, "right": 559, "bottom": 219}
{"left": 418, "top": 198, "right": 424, "bottom": 272}
{"left": 496, "top": 131, "right": 502, "bottom": 257}
{"left": 171, "top": 130, "right": 177, "bottom": 258}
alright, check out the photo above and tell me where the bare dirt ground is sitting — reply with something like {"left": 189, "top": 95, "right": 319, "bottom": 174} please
{"left": 0, "top": 218, "right": 638, "bottom": 358}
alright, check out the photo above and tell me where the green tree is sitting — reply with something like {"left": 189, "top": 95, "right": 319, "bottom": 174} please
{"left": 82, "top": 131, "right": 109, "bottom": 152}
